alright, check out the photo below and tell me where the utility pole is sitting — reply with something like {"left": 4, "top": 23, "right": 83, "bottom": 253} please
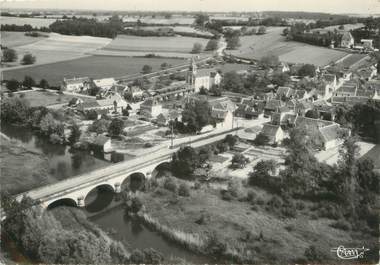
{"left": 170, "top": 119, "right": 174, "bottom": 148}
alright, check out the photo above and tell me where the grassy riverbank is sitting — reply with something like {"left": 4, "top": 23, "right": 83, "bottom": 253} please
{"left": 138, "top": 177, "right": 378, "bottom": 263}
{"left": 0, "top": 136, "right": 53, "bottom": 195}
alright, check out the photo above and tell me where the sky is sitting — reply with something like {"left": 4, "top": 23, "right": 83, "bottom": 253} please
{"left": 1, "top": 0, "right": 380, "bottom": 14}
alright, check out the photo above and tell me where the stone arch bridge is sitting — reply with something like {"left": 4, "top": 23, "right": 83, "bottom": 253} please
{"left": 15, "top": 153, "right": 172, "bottom": 209}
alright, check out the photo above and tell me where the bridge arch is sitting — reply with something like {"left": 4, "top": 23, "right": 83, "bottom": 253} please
{"left": 84, "top": 184, "right": 115, "bottom": 212}
{"left": 152, "top": 161, "right": 172, "bottom": 178}
{"left": 47, "top": 198, "right": 77, "bottom": 210}
{"left": 121, "top": 172, "right": 146, "bottom": 192}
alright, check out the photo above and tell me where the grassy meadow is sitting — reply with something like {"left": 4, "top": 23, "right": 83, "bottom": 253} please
{"left": 2, "top": 55, "right": 186, "bottom": 85}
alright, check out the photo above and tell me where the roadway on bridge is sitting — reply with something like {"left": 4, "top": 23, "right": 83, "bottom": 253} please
{"left": 16, "top": 127, "right": 246, "bottom": 203}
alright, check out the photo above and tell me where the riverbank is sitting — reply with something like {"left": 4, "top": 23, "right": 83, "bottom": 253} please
{"left": 136, "top": 177, "right": 378, "bottom": 263}
{"left": 0, "top": 135, "right": 52, "bottom": 195}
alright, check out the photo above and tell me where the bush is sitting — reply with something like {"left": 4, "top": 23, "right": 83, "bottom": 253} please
{"left": 144, "top": 142, "right": 153, "bottom": 148}
{"left": 191, "top": 42, "right": 203, "bottom": 54}
{"left": 163, "top": 177, "right": 178, "bottom": 192}
{"left": 130, "top": 197, "right": 143, "bottom": 213}
{"left": 178, "top": 183, "right": 190, "bottom": 197}
{"left": 331, "top": 219, "right": 351, "bottom": 231}
{"left": 246, "top": 190, "right": 256, "bottom": 203}
{"left": 220, "top": 190, "right": 234, "bottom": 201}
{"left": 317, "top": 204, "right": 342, "bottom": 220}
{"left": 227, "top": 179, "right": 242, "bottom": 198}
{"left": 21, "top": 53, "right": 36, "bottom": 65}
{"left": 304, "top": 245, "right": 326, "bottom": 262}
{"left": 2, "top": 48, "right": 17, "bottom": 62}
{"left": 49, "top": 133, "right": 63, "bottom": 144}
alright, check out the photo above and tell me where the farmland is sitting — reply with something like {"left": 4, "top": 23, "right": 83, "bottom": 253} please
{"left": 1, "top": 32, "right": 112, "bottom": 67}
{"left": 229, "top": 27, "right": 348, "bottom": 66}
{"left": 1, "top": 31, "right": 47, "bottom": 47}
{"left": 0, "top": 16, "right": 57, "bottom": 27}
{"left": 102, "top": 35, "right": 211, "bottom": 56}
{"left": 10, "top": 90, "right": 96, "bottom": 107}
{"left": 2, "top": 55, "right": 186, "bottom": 86}
{"left": 122, "top": 15, "right": 195, "bottom": 25}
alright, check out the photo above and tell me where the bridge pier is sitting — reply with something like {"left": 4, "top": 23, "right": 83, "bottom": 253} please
{"left": 114, "top": 182, "right": 121, "bottom": 193}
{"left": 77, "top": 196, "right": 85, "bottom": 207}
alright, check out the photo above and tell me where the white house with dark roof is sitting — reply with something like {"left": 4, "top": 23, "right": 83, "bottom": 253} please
{"left": 93, "top": 78, "right": 116, "bottom": 90}
{"left": 340, "top": 32, "right": 354, "bottom": 48}
{"left": 62, "top": 77, "right": 93, "bottom": 92}
{"left": 260, "top": 123, "right": 285, "bottom": 144}
{"left": 139, "top": 98, "right": 163, "bottom": 119}
{"left": 319, "top": 124, "right": 344, "bottom": 150}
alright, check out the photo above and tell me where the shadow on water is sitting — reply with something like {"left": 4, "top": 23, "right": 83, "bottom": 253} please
{"left": 84, "top": 186, "right": 115, "bottom": 213}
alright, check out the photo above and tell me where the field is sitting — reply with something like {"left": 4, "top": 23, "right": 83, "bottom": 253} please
{"left": 1, "top": 32, "right": 112, "bottom": 67}
{"left": 2, "top": 55, "right": 186, "bottom": 85}
{"left": 12, "top": 90, "right": 96, "bottom": 107}
{"left": 229, "top": 27, "right": 348, "bottom": 66}
{"left": 1, "top": 31, "right": 47, "bottom": 47}
{"left": 122, "top": 16, "right": 195, "bottom": 25}
{"left": 0, "top": 16, "right": 57, "bottom": 27}
{"left": 142, "top": 26, "right": 213, "bottom": 37}
{"left": 103, "top": 35, "right": 210, "bottom": 54}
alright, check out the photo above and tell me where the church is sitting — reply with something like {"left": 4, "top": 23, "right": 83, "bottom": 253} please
{"left": 186, "top": 59, "right": 222, "bottom": 93}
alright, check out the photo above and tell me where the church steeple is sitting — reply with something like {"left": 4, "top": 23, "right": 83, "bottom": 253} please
{"left": 187, "top": 57, "right": 197, "bottom": 86}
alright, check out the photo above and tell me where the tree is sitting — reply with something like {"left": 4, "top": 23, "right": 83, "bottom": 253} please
{"left": 271, "top": 72, "right": 290, "bottom": 87}
{"left": 259, "top": 55, "right": 280, "bottom": 69}
{"left": 39, "top": 79, "right": 49, "bottom": 89}
{"left": 205, "top": 39, "right": 218, "bottom": 51}
{"left": 6, "top": 79, "right": 20, "bottom": 92}
{"left": 298, "top": 64, "right": 316, "bottom": 77}
{"left": 209, "top": 84, "right": 222, "bottom": 96}
{"left": 21, "top": 53, "right": 36, "bottom": 65}
{"left": 231, "top": 154, "right": 249, "bottom": 169}
{"left": 171, "top": 146, "right": 201, "bottom": 179}
{"left": 141, "top": 65, "right": 152, "bottom": 74}
{"left": 68, "top": 123, "right": 81, "bottom": 145}
{"left": 305, "top": 109, "right": 320, "bottom": 119}
{"left": 191, "top": 42, "right": 203, "bottom": 54}
{"left": 248, "top": 159, "right": 277, "bottom": 186}
{"left": 257, "top": 26, "right": 266, "bottom": 34}
{"left": 160, "top": 62, "right": 170, "bottom": 69}
{"left": 338, "top": 25, "right": 345, "bottom": 30}
{"left": 282, "top": 28, "right": 289, "bottom": 36}
{"left": 2, "top": 48, "right": 17, "bottom": 62}
{"left": 1, "top": 96, "right": 30, "bottom": 124}
{"left": 224, "top": 29, "right": 241, "bottom": 50}
{"left": 194, "top": 13, "right": 209, "bottom": 28}
{"left": 221, "top": 71, "right": 244, "bottom": 93}
{"left": 108, "top": 118, "right": 125, "bottom": 136}
{"left": 88, "top": 119, "right": 110, "bottom": 134}
{"left": 253, "top": 133, "right": 270, "bottom": 146}
{"left": 22, "top": 75, "right": 36, "bottom": 89}
{"left": 181, "top": 99, "right": 215, "bottom": 133}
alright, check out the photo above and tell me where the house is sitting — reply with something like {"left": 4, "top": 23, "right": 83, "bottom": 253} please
{"left": 334, "top": 80, "right": 358, "bottom": 97}
{"left": 91, "top": 135, "right": 112, "bottom": 153}
{"left": 323, "top": 74, "right": 337, "bottom": 91}
{"left": 62, "top": 77, "right": 92, "bottom": 92}
{"left": 313, "top": 100, "right": 336, "bottom": 120}
{"left": 340, "top": 32, "right": 354, "bottom": 48}
{"left": 276, "top": 86, "right": 294, "bottom": 99}
{"left": 96, "top": 93, "right": 128, "bottom": 113}
{"left": 295, "top": 100, "right": 314, "bottom": 115}
{"left": 212, "top": 108, "right": 234, "bottom": 129}
{"left": 357, "top": 67, "right": 377, "bottom": 81}
{"left": 264, "top": 99, "right": 284, "bottom": 117}
{"left": 187, "top": 59, "right": 221, "bottom": 92}
{"left": 155, "top": 110, "right": 182, "bottom": 126}
{"left": 139, "top": 98, "right": 163, "bottom": 119}
{"left": 235, "top": 100, "right": 265, "bottom": 119}
{"left": 124, "top": 85, "right": 145, "bottom": 101}
{"left": 261, "top": 123, "right": 285, "bottom": 144}
{"left": 331, "top": 96, "right": 370, "bottom": 106}
{"left": 208, "top": 97, "right": 236, "bottom": 112}
{"left": 93, "top": 78, "right": 116, "bottom": 90}
{"left": 361, "top": 39, "right": 374, "bottom": 50}
{"left": 319, "top": 124, "right": 344, "bottom": 150}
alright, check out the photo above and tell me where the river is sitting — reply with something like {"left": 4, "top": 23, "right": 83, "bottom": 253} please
{"left": 1, "top": 124, "right": 212, "bottom": 264}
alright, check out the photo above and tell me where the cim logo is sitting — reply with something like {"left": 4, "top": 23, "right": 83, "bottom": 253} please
{"left": 331, "top": 246, "right": 370, "bottom": 260}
